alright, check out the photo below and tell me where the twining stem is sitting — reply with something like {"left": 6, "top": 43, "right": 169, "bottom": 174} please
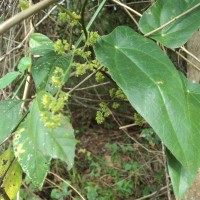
{"left": 80, "top": 0, "right": 89, "bottom": 40}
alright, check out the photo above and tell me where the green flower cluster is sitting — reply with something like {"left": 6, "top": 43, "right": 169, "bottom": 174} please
{"left": 41, "top": 112, "right": 64, "bottom": 129}
{"left": 59, "top": 12, "right": 80, "bottom": 28}
{"left": 109, "top": 88, "right": 127, "bottom": 100}
{"left": 85, "top": 31, "right": 100, "bottom": 46}
{"left": 109, "top": 88, "right": 127, "bottom": 110}
{"left": 96, "top": 111, "right": 104, "bottom": 124}
{"left": 73, "top": 53, "right": 101, "bottom": 76}
{"left": 40, "top": 65, "right": 70, "bottom": 129}
{"left": 59, "top": 12, "right": 79, "bottom": 27}
{"left": 59, "top": 12, "right": 69, "bottom": 22}
{"left": 40, "top": 91, "right": 69, "bottom": 129}
{"left": 73, "top": 63, "right": 86, "bottom": 76}
{"left": 112, "top": 102, "right": 120, "bottom": 109}
{"left": 96, "top": 102, "right": 111, "bottom": 124}
{"left": 95, "top": 71, "right": 105, "bottom": 82}
{"left": 51, "top": 67, "right": 65, "bottom": 88}
{"left": 54, "top": 39, "right": 70, "bottom": 55}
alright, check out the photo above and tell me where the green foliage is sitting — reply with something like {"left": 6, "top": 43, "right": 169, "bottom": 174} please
{"left": 13, "top": 98, "right": 76, "bottom": 187}
{"left": 139, "top": 0, "right": 200, "bottom": 48}
{"left": 32, "top": 51, "right": 70, "bottom": 91}
{"left": 0, "top": 100, "right": 22, "bottom": 142}
{"left": 0, "top": 147, "right": 22, "bottom": 200}
{"left": 51, "top": 181, "right": 72, "bottom": 200}
{"left": 94, "top": 25, "right": 200, "bottom": 198}
{"left": 54, "top": 40, "right": 70, "bottom": 55}
{"left": 140, "top": 128, "right": 160, "bottom": 146}
{"left": 29, "top": 33, "right": 54, "bottom": 55}
{"left": 1, "top": 0, "right": 200, "bottom": 199}
{"left": 17, "top": 57, "right": 32, "bottom": 73}
{"left": 0, "top": 71, "right": 21, "bottom": 89}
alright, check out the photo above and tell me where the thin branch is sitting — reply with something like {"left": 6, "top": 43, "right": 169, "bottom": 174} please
{"left": 173, "top": 49, "right": 200, "bottom": 72}
{"left": 135, "top": 184, "right": 171, "bottom": 200}
{"left": 0, "top": 0, "right": 59, "bottom": 35}
{"left": 123, "top": 7, "right": 139, "bottom": 27}
{"left": 68, "top": 66, "right": 103, "bottom": 94}
{"left": 181, "top": 46, "right": 200, "bottom": 68}
{"left": 64, "top": 81, "right": 110, "bottom": 91}
{"left": 0, "top": 1, "right": 65, "bottom": 62}
{"left": 119, "top": 123, "right": 136, "bottom": 129}
{"left": 145, "top": 3, "right": 200, "bottom": 37}
{"left": 111, "top": 0, "right": 142, "bottom": 17}
{"left": 50, "top": 171, "right": 86, "bottom": 200}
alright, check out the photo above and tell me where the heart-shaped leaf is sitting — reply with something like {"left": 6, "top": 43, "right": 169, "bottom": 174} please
{"left": 139, "top": 0, "right": 200, "bottom": 48}
{"left": 13, "top": 97, "right": 76, "bottom": 188}
{"left": 94, "top": 26, "right": 200, "bottom": 197}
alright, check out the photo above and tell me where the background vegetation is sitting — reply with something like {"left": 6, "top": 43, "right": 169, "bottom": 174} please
{"left": 0, "top": 0, "right": 199, "bottom": 199}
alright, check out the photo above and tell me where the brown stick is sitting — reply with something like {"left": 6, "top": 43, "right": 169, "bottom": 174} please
{"left": 0, "top": 0, "right": 59, "bottom": 35}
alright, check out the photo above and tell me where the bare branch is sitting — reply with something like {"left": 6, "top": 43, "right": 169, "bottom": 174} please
{"left": 0, "top": 0, "right": 59, "bottom": 35}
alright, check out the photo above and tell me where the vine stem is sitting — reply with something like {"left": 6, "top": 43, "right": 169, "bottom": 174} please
{"left": 80, "top": 0, "right": 88, "bottom": 40}
{"left": 75, "top": 0, "right": 107, "bottom": 48}
{"left": 21, "top": 0, "right": 34, "bottom": 112}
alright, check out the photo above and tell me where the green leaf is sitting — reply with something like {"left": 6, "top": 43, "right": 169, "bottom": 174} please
{"left": 17, "top": 57, "right": 32, "bottom": 73}
{"left": 32, "top": 52, "right": 71, "bottom": 91}
{"left": 0, "top": 147, "right": 22, "bottom": 200}
{"left": 0, "top": 100, "right": 22, "bottom": 142}
{"left": 13, "top": 97, "right": 76, "bottom": 188}
{"left": 13, "top": 124, "right": 51, "bottom": 189}
{"left": 0, "top": 71, "right": 21, "bottom": 89}
{"left": 29, "top": 33, "right": 54, "bottom": 55}
{"left": 166, "top": 149, "right": 193, "bottom": 199}
{"left": 94, "top": 26, "right": 200, "bottom": 197}
{"left": 35, "top": 96, "right": 77, "bottom": 169}
{"left": 139, "top": 0, "right": 200, "bottom": 48}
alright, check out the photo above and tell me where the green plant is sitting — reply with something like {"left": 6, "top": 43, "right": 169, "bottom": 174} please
{"left": 51, "top": 181, "right": 72, "bottom": 200}
{"left": 0, "top": 0, "right": 107, "bottom": 199}
{"left": 0, "top": 0, "right": 200, "bottom": 199}
{"left": 94, "top": 0, "right": 200, "bottom": 198}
